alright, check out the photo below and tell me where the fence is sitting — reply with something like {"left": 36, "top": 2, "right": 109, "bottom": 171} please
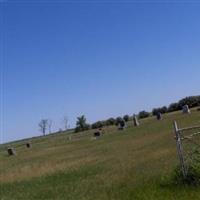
{"left": 173, "top": 121, "right": 200, "bottom": 178}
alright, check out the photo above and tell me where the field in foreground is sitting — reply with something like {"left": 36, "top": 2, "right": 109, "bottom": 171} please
{"left": 1, "top": 109, "right": 200, "bottom": 200}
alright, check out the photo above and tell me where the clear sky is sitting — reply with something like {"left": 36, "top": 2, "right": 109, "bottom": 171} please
{"left": 1, "top": 1, "right": 200, "bottom": 143}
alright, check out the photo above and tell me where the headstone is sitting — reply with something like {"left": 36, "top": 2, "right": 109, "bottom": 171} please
{"left": 182, "top": 104, "right": 191, "bottom": 114}
{"left": 156, "top": 112, "right": 162, "bottom": 120}
{"left": 7, "top": 148, "right": 16, "bottom": 156}
{"left": 68, "top": 136, "right": 72, "bottom": 141}
{"left": 133, "top": 115, "right": 139, "bottom": 126}
{"left": 118, "top": 120, "right": 125, "bottom": 130}
{"left": 94, "top": 131, "right": 101, "bottom": 137}
{"left": 26, "top": 142, "right": 31, "bottom": 148}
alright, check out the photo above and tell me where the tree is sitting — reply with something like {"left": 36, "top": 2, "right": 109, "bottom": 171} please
{"left": 39, "top": 119, "right": 48, "bottom": 136}
{"left": 178, "top": 96, "right": 200, "bottom": 108}
{"left": 123, "top": 115, "right": 129, "bottom": 122}
{"left": 75, "top": 115, "right": 90, "bottom": 133}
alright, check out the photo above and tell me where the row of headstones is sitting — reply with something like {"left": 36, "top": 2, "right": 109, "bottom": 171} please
{"left": 7, "top": 105, "right": 192, "bottom": 154}
{"left": 118, "top": 113, "right": 161, "bottom": 130}
{"left": 7, "top": 142, "right": 31, "bottom": 156}
{"left": 117, "top": 104, "right": 191, "bottom": 130}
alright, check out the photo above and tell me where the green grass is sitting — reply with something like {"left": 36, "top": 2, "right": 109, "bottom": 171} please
{"left": 1, "top": 108, "right": 200, "bottom": 200}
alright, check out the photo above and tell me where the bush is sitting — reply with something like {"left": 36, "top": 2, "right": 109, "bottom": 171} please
{"left": 123, "top": 115, "right": 129, "bottom": 122}
{"left": 105, "top": 118, "right": 116, "bottom": 126}
{"left": 167, "top": 103, "right": 181, "bottom": 112}
{"left": 138, "top": 111, "right": 150, "bottom": 119}
{"left": 152, "top": 106, "right": 167, "bottom": 115}
{"left": 172, "top": 165, "right": 200, "bottom": 186}
{"left": 91, "top": 121, "right": 103, "bottom": 129}
{"left": 178, "top": 96, "right": 200, "bottom": 108}
{"left": 167, "top": 96, "right": 200, "bottom": 113}
{"left": 115, "top": 117, "right": 124, "bottom": 126}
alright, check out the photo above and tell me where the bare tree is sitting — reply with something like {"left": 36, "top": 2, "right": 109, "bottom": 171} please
{"left": 63, "top": 116, "right": 69, "bottom": 131}
{"left": 39, "top": 119, "right": 48, "bottom": 136}
{"left": 48, "top": 119, "right": 53, "bottom": 134}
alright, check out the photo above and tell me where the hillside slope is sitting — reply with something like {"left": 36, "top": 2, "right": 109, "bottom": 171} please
{"left": 1, "top": 109, "right": 200, "bottom": 200}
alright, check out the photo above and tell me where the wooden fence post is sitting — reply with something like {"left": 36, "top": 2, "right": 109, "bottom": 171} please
{"left": 173, "top": 121, "right": 187, "bottom": 178}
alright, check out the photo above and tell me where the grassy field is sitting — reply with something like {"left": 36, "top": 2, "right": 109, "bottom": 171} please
{"left": 1, "top": 108, "right": 200, "bottom": 200}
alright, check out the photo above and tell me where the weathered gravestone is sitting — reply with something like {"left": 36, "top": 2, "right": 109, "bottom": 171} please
{"left": 118, "top": 120, "right": 125, "bottom": 130}
{"left": 94, "top": 131, "right": 101, "bottom": 137}
{"left": 182, "top": 104, "right": 191, "bottom": 114}
{"left": 133, "top": 115, "right": 139, "bottom": 126}
{"left": 26, "top": 142, "right": 31, "bottom": 148}
{"left": 67, "top": 136, "right": 72, "bottom": 141}
{"left": 7, "top": 148, "right": 16, "bottom": 156}
{"left": 156, "top": 112, "right": 162, "bottom": 120}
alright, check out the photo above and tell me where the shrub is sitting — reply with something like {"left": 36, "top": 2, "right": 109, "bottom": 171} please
{"left": 152, "top": 106, "right": 167, "bottom": 115}
{"left": 167, "top": 103, "right": 181, "bottom": 112}
{"left": 138, "top": 111, "right": 150, "bottom": 119}
{"left": 106, "top": 118, "right": 116, "bottom": 126}
{"left": 91, "top": 121, "right": 103, "bottom": 129}
{"left": 123, "top": 115, "right": 129, "bottom": 122}
{"left": 115, "top": 117, "right": 124, "bottom": 126}
{"left": 178, "top": 96, "right": 200, "bottom": 108}
{"left": 172, "top": 165, "right": 200, "bottom": 186}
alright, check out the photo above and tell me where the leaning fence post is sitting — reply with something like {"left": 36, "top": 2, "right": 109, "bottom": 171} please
{"left": 173, "top": 121, "right": 187, "bottom": 178}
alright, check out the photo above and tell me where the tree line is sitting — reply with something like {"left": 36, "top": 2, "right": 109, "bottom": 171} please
{"left": 38, "top": 95, "right": 200, "bottom": 135}
{"left": 74, "top": 95, "right": 200, "bottom": 132}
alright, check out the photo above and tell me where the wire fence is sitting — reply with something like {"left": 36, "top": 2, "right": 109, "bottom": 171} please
{"left": 173, "top": 121, "right": 200, "bottom": 178}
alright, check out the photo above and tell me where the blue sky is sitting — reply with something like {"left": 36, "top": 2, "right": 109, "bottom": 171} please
{"left": 1, "top": 1, "right": 200, "bottom": 143}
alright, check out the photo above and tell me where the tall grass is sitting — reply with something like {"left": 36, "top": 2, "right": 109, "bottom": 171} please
{"left": 0, "top": 109, "right": 200, "bottom": 199}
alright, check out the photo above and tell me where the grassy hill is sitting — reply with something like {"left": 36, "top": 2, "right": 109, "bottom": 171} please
{"left": 1, "top": 108, "right": 200, "bottom": 200}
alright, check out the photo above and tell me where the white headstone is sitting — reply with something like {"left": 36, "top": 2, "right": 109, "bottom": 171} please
{"left": 182, "top": 105, "right": 191, "bottom": 114}
{"left": 133, "top": 115, "right": 139, "bottom": 126}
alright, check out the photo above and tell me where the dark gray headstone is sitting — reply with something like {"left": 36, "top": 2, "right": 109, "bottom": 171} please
{"left": 94, "top": 131, "right": 101, "bottom": 137}
{"left": 26, "top": 143, "right": 31, "bottom": 148}
{"left": 118, "top": 120, "right": 125, "bottom": 130}
{"left": 7, "top": 148, "right": 16, "bottom": 156}
{"left": 156, "top": 112, "right": 162, "bottom": 120}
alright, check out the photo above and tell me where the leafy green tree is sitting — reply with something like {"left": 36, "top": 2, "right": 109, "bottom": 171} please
{"left": 75, "top": 115, "right": 90, "bottom": 132}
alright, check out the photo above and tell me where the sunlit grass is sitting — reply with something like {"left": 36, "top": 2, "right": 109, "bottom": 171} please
{"left": 0, "top": 108, "right": 200, "bottom": 199}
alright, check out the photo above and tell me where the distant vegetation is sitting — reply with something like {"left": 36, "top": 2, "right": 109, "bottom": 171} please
{"left": 1, "top": 105, "right": 200, "bottom": 200}
{"left": 38, "top": 96, "right": 200, "bottom": 133}
{"left": 75, "top": 95, "right": 200, "bottom": 132}
{"left": 75, "top": 115, "right": 90, "bottom": 133}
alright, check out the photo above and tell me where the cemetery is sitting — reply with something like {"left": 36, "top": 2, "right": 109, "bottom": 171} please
{"left": 0, "top": 107, "right": 200, "bottom": 200}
